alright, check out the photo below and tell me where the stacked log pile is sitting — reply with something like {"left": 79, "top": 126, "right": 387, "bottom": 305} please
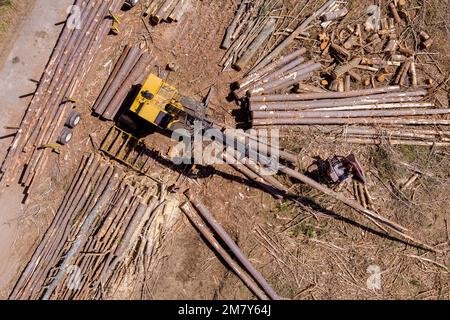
{"left": 0, "top": 0, "right": 123, "bottom": 197}
{"left": 10, "top": 154, "right": 166, "bottom": 300}
{"left": 93, "top": 46, "right": 157, "bottom": 121}
{"left": 228, "top": 1, "right": 449, "bottom": 147}
{"left": 249, "top": 86, "right": 448, "bottom": 126}
{"left": 145, "top": 0, "right": 190, "bottom": 25}
{"left": 220, "top": 0, "right": 279, "bottom": 72}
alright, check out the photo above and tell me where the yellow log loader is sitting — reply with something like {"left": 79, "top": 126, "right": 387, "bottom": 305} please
{"left": 117, "top": 73, "right": 211, "bottom": 135}
{"left": 100, "top": 72, "right": 213, "bottom": 174}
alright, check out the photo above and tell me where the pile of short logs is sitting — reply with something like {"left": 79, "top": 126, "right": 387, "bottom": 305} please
{"left": 0, "top": 0, "right": 122, "bottom": 197}
{"left": 93, "top": 46, "right": 156, "bottom": 121}
{"left": 10, "top": 154, "right": 167, "bottom": 300}
{"left": 319, "top": 1, "right": 432, "bottom": 93}
{"left": 144, "top": 0, "right": 190, "bottom": 25}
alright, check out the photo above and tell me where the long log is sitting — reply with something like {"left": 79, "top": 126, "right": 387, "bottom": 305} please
{"left": 95, "top": 46, "right": 143, "bottom": 117}
{"left": 180, "top": 202, "right": 270, "bottom": 300}
{"left": 93, "top": 46, "right": 132, "bottom": 114}
{"left": 249, "top": 86, "right": 404, "bottom": 102}
{"left": 312, "top": 102, "right": 434, "bottom": 111}
{"left": 234, "top": 57, "right": 306, "bottom": 99}
{"left": 249, "top": 91, "right": 428, "bottom": 111}
{"left": 237, "top": 47, "right": 306, "bottom": 90}
{"left": 186, "top": 192, "right": 281, "bottom": 300}
{"left": 343, "top": 127, "right": 450, "bottom": 138}
{"left": 252, "top": 108, "right": 450, "bottom": 119}
{"left": 343, "top": 138, "right": 450, "bottom": 147}
{"left": 222, "top": 150, "right": 285, "bottom": 199}
{"left": 102, "top": 53, "right": 154, "bottom": 120}
{"left": 252, "top": 118, "right": 450, "bottom": 126}
{"left": 252, "top": 100, "right": 431, "bottom": 113}
{"left": 228, "top": 129, "right": 299, "bottom": 164}
{"left": 249, "top": 62, "right": 321, "bottom": 96}
{"left": 241, "top": 157, "right": 288, "bottom": 193}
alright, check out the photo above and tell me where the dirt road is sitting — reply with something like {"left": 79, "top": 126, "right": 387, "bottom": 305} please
{"left": 0, "top": 0, "right": 73, "bottom": 298}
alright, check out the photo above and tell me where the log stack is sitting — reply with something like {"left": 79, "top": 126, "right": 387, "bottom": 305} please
{"left": 219, "top": 0, "right": 279, "bottom": 72}
{"left": 229, "top": 1, "right": 449, "bottom": 147}
{"left": 92, "top": 46, "right": 157, "bottom": 121}
{"left": 0, "top": 0, "right": 123, "bottom": 197}
{"left": 249, "top": 86, "right": 449, "bottom": 127}
{"left": 9, "top": 154, "right": 165, "bottom": 300}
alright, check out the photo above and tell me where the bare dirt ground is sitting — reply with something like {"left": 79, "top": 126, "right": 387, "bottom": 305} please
{"left": 0, "top": 0, "right": 76, "bottom": 298}
{"left": 0, "top": 0, "right": 35, "bottom": 69}
{"left": 0, "top": 0, "right": 449, "bottom": 300}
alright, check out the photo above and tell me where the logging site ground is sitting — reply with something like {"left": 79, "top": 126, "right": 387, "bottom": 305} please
{"left": 0, "top": 0, "right": 449, "bottom": 301}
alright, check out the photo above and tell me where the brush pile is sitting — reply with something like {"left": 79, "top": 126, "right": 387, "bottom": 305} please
{"left": 0, "top": 0, "right": 123, "bottom": 198}
{"left": 221, "top": 0, "right": 341, "bottom": 72}
{"left": 9, "top": 154, "right": 171, "bottom": 300}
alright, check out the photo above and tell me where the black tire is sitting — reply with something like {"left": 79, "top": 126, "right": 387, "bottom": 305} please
{"left": 65, "top": 110, "right": 81, "bottom": 128}
{"left": 58, "top": 127, "right": 73, "bottom": 145}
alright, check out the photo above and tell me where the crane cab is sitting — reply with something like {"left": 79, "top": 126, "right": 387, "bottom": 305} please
{"left": 129, "top": 74, "right": 186, "bottom": 131}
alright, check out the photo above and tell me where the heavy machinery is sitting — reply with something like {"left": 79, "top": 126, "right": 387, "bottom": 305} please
{"left": 101, "top": 73, "right": 211, "bottom": 173}
{"left": 311, "top": 154, "right": 367, "bottom": 185}
{"left": 132, "top": 74, "right": 207, "bottom": 130}
{"left": 118, "top": 73, "right": 210, "bottom": 135}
